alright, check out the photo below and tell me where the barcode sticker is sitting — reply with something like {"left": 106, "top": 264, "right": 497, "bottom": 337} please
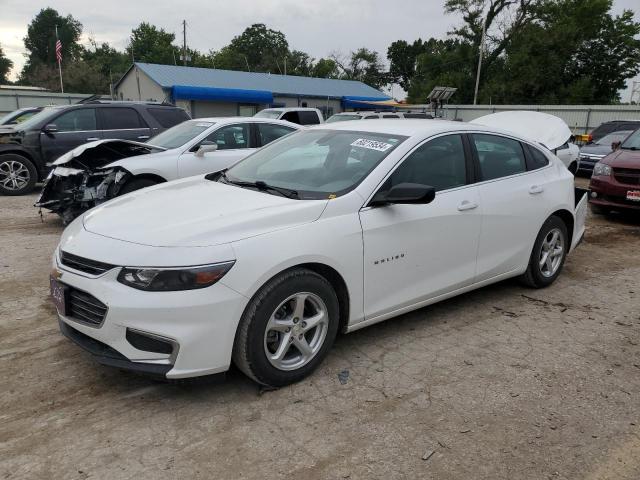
{"left": 351, "top": 138, "right": 393, "bottom": 152}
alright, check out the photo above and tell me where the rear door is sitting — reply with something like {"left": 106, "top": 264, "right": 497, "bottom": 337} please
{"left": 98, "top": 107, "right": 152, "bottom": 141}
{"left": 471, "top": 133, "right": 551, "bottom": 281}
{"left": 178, "top": 122, "right": 255, "bottom": 177}
{"left": 39, "top": 108, "right": 100, "bottom": 163}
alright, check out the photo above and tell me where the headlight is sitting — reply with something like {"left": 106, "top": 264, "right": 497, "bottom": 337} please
{"left": 593, "top": 162, "right": 612, "bottom": 177}
{"left": 117, "top": 261, "right": 235, "bottom": 291}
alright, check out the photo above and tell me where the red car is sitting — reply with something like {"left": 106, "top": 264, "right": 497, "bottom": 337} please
{"left": 588, "top": 128, "right": 640, "bottom": 213}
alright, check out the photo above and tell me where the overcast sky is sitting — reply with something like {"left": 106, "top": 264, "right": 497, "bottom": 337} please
{"left": 1, "top": 0, "right": 638, "bottom": 99}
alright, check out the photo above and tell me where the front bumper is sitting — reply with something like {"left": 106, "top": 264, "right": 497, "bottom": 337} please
{"left": 54, "top": 254, "right": 248, "bottom": 379}
{"left": 589, "top": 176, "right": 640, "bottom": 211}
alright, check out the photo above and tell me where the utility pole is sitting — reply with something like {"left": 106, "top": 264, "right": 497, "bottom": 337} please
{"left": 182, "top": 20, "right": 187, "bottom": 66}
{"left": 473, "top": 16, "right": 486, "bottom": 106}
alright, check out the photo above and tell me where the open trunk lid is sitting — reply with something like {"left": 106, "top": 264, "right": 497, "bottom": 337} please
{"left": 470, "top": 111, "right": 572, "bottom": 151}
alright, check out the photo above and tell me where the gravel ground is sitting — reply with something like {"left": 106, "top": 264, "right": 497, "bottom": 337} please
{"left": 1, "top": 180, "right": 639, "bottom": 480}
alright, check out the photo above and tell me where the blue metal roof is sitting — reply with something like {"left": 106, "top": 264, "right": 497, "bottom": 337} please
{"left": 132, "top": 63, "right": 390, "bottom": 100}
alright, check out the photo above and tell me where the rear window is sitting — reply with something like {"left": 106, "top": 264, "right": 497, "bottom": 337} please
{"left": 403, "top": 113, "right": 429, "bottom": 119}
{"left": 101, "top": 107, "right": 145, "bottom": 129}
{"left": 298, "top": 111, "right": 320, "bottom": 125}
{"left": 147, "top": 107, "right": 190, "bottom": 128}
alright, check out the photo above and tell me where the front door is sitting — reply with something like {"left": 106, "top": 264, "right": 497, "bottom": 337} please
{"left": 178, "top": 123, "right": 255, "bottom": 177}
{"left": 360, "top": 134, "right": 482, "bottom": 320}
{"left": 39, "top": 108, "right": 100, "bottom": 163}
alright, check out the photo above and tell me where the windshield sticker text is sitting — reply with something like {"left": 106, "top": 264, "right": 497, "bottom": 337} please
{"left": 351, "top": 138, "right": 393, "bottom": 152}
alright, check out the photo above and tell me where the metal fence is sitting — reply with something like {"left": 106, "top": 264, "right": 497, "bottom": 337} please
{"left": 0, "top": 89, "right": 101, "bottom": 115}
{"left": 442, "top": 104, "right": 640, "bottom": 134}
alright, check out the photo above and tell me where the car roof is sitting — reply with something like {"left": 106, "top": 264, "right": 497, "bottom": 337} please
{"left": 189, "top": 117, "right": 301, "bottom": 127}
{"left": 312, "top": 118, "right": 496, "bottom": 137}
{"left": 263, "top": 107, "right": 320, "bottom": 112}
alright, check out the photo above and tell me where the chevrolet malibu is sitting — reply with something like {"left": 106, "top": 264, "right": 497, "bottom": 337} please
{"left": 51, "top": 120, "right": 587, "bottom": 386}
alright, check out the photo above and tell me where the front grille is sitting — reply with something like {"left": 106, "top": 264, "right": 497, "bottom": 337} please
{"left": 60, "top": 251, "right": 116, "bottom": 275}
{"left": 613, "top": 167, "right": 640, "bottom": 186}
{"left": 67, "top": 288, "right": 108, "bottom": 326}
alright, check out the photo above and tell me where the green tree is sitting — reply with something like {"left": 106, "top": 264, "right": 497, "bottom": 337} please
{"left": 127, "top": 23, "right": 178, "bottom": 65}
{"left": 312, "top": 58, "right": 339, "bottom": 79}
{"left": 212, "top": 24, "right": 289, "bottom": 73}
{"left": 387, "top": 39, "right": 429, "bottom": 91}
{"left": 20, "top": 8, "right": 82, "bottom": 85}
{"left": 332, "top": 48, "right": 389, "bottom": 89}
{"left": 0, "top": 44, "right": 13, "bottom": 83}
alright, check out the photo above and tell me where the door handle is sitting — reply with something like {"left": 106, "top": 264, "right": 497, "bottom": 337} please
{"left": 86, "top": 137, "right": 99, "bottom": 141}
{"left": 529, "top": 185, "right": 544, "bottom": 195}
{"left": 137, "top": 135, "right": 150, "bottom": 139}
{"left": 457, "top": 200, "right": 478, "bottom": 211}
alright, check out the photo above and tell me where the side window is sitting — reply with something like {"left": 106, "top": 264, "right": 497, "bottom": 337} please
{"left": 526, "top": 145, "right": 550, "bottom": 170}
{"left": 257, "top": 123, "right": 295, "bottom": 146}
{"left": 54, "top": 109, "right": 97, "bottom": 132}
{"left": 101, "top": 108, "right": 145, "bottom": 130}
{"left": 281, "top": 111, "right": 300, "bottom": 124}
{"left": 383, "top": 115, "right": 399, "bottom": 119}
{"left": 298, "top": 111, "right": 320, "bottom": 125}
{"left": 203, "top": 124, "right": 251, "bottom": 150}
{"left": 473, "top": 134, "right": 527, "bottom": 181}
{"left": 363, "top": 115, "right": 379, "bottom": 119}
{"left": 384, "top": 134, "right": 467, "bottom": 193}
{"left": 147, "top": 107, "right": 190, "bottom": 128}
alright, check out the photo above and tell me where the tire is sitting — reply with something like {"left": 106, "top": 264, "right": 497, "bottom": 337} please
{"left": 232, "top": 268, "right": 340, "bottom": 387}
{"left": 520, "top": 216, "right": 569, "bottom": 288}
{"left": 589, "top": 203, "right": 610, "bottom": 215}
{"left": 0, "top": 154, "right": 37, "bottom": 196}
{"left": 118, "top": 177, "right": 160, "bottom": 195}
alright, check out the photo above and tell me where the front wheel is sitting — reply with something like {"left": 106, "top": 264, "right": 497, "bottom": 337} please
{"left": 118, "top": 177, "right": 160, "bottom": 195}
{"left": 0, "top": 154, "right": 37, "bottom": 195}
{"left": 520, "top": 216, "right": 568, "bottom": 288}
{"left": 232, "top": 268, "right": 340, "bottom": 387}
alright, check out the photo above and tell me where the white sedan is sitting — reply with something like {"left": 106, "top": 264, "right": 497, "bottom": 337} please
{"left": 51, "top": 119, "right": 586, "bottom": 386}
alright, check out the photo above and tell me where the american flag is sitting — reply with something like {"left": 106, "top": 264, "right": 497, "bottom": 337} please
{"left": 55, "top": 39, "right": 62, "bottom": 63}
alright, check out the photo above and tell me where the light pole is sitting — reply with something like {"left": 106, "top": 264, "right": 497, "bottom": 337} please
{"left": 473, "top": 16, "right": 487, "bottom": 106}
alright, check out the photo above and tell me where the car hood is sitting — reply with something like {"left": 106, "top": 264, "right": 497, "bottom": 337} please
{"left": 471, "top": 111, "right": 571, "bottom": 150}
{"left": 580, "top": 144, "right": 611, "bottom": 156}
{"left": 602, "top": 149, "right": 640, "bottom": 168}
{"left": 82, "top": 176, "right": 328, "bottom": 247}
{"left": 52, "top": 139, "right": 166, "bottom": 169}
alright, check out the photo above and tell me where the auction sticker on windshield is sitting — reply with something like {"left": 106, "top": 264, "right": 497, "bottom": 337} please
{"left": 351, "top": 138, "right": 393, "bottom": 152}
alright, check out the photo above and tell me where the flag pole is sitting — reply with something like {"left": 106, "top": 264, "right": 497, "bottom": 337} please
{"left": 55, "top": 25, "right": 64, "bottom": 93}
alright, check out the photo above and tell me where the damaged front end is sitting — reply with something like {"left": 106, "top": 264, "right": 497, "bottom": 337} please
{"left": 35, "top": 140, "right": 164, "bottom": 224}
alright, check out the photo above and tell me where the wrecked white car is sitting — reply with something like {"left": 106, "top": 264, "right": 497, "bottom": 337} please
{"left": 35, "top": 117, "right": 300, "bottom": 223}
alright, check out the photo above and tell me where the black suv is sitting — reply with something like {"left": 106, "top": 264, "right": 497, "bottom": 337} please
{"left": 0, "top": 101, "right": 190, "bottom": 195}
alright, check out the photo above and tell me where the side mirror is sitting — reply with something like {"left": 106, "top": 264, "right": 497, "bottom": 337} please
{"left": 370, "top": 183, "right": 436, "bottom": 207}
{"left": 43, "top": 123, "right": 58, "bottom": 134}
{"left": 195, "top": 143, "right": 218, "bottom": 157}
{"left": 611, "top": 141, "right": 621, "bottom": 151}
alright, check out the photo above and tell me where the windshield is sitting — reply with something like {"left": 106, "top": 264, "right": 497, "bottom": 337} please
{"left": 597, "top": 131, "right": 633, "bottom": 146}
{"left": 254, "top": 110, "right": 282, "bottom": 119}
{"left": 148, "top": 120, "right": 214, "bottom": 149}
{"left": 11, "top": 106, "right": 63, "bottom": 130}
{"left": 225, "top": 129, "right": 407, "bottom": 199}
{"left": 325, "top": 114, "right": 362, "bottom": 123}
{"left": 621, "top": 129, "right": 640, "bottom": 150}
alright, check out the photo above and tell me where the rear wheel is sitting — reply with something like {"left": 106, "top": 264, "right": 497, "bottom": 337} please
{"left": 118, "top": 177, "right": 160, "bottom": 195}
{"left": 0, "top": 154, "right": 37, "bottom": 195}
{"left": 520, "top": 216, "right": 568, "bottom": 288}
{"left": 232, "top": 268, "right": 340, "bottom": 387}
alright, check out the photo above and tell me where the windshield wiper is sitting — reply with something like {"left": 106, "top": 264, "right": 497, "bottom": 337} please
{"left": 215, "top": 170, "right": 299, "bottom": 199}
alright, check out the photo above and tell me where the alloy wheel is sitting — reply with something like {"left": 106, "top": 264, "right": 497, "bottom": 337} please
{"left": 0, "top": 160, "right": 31, "bottom": 191}
{"left": 263, "top": 292, "right": 328, "bottom": 371}
{"left": 539, "top": 227, "right": 564, "bottom": 277}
